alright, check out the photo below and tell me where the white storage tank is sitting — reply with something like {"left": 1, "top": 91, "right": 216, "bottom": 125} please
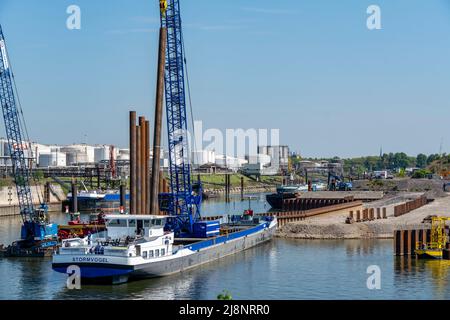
{"left": 60, "top": 144, "right": 94, "bottom": 165}
{"left": 39, "top": 152, "right": 67, "bottom": 167}
{"left": 94, "top": 145, "right": 110, "bottom": 162}
{"left": 30, "top": 142, "right": 51, "bottom": 166}
{"left": 65, "top": 152, "right": 88, "bottom": 165}
{"left": 160, "top": 158, "right": 169, "bottom": 169}
{"left": 247, "top": 154, "right": 271, "bottom": 166}
{"left": 0, "top": 138, "right": 10, "bottom": 166}
{"left": 192, "top": 150, "right": 216, "bottom": 166}
{"left": 215, "top": 154, "right": 247, "bottom": 171}
{"left": 117, "top": 148, "right": 130, "bottom": 161}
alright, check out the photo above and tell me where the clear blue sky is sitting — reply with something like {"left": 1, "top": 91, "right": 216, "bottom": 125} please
{"left": 0, "top": 0, "right": 449, "bottom": 158}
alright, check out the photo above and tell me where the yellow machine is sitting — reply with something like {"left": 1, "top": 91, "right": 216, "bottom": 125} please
{"left": 160, "top": 0, "right": 168, "bottom": 15}
{"left": 415, "top": 217, "right": 450, "bottom": 259}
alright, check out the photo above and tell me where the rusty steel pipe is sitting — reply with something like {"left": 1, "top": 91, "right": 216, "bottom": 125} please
{"left": 71, "top": 182, "right": 78, "bottom": 213}
{"left": 120, "top": 184, "right": 126, "bottom": 213}
{"left": 145, "top": 119, "right": 150, "bottom": 214}
{"left": 129, "top": 111, "right": 137, "bottom": 214}
{"left": 139, "top": 116, "right": 146, "bottom": 214}
{"left": 150, "top": 27, "right": 167, "bottom": 215}
{"left": 136, "top": 125, "right": 142, "bottom": 214}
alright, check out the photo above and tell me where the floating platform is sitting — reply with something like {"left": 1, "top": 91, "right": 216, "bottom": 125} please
{"left": 0, "top": 240, "right": 58, "bottom": 257}
{"left": 266, "top": 191, "right": 384, "bottom": 210}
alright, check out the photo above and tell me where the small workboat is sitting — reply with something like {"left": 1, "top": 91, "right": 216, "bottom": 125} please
{"left": 57, "top": 212, "right": 106, "bottom": 240}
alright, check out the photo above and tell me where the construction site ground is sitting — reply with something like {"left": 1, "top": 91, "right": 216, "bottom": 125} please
{"left": 276, "top": 190, "right": 450, "bottom": 239}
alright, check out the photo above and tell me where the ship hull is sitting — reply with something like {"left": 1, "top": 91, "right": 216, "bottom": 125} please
{"left": 266, "top": 193, "right": 297, "bottom": 210}
{"left": 53, "top": 220, "right": 276, "bottom": 284}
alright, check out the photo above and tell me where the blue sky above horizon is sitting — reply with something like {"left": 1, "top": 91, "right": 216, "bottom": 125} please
{"left": 0, "top": 0, "right": 449, "bottom": 158}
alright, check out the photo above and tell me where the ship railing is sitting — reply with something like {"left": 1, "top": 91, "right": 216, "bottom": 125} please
{"left": 59, "top": 247, "right": 89, "bottom": 255}
{"left": 415, "top": 241, "right": 444, "bottom": 250}
{"left": 103, "top": 247, "right": 129, "bottom": 257}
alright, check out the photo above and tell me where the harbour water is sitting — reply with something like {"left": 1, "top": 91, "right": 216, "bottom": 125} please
{"left": 1, "top": 193, "right": 450, "bottom": 300}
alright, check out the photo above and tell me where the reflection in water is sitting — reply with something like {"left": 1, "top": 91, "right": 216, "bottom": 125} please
{"left": 3, "top": 236, "right": 450, "bottom": 300}
{"left": 201, "top": 193, "right": 270, "bottom": 217}
{"left": 393, "top": 257, "right": 450, "bottom": 300}
{"left": 51, "top": 241, "right": 273, "bottom": 300}
{"left": 344, "top": 239, "right": 376, "bottom": 257}
{"left": 4, "top": 194, "right": 450, "bottom": 299}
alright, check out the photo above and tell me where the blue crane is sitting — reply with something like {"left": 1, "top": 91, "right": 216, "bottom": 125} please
{"left": 158, "top": 0, "right": 202, "bottom": 235}
{"left": 0, "top": 25, "right": 57, "bottom": 256}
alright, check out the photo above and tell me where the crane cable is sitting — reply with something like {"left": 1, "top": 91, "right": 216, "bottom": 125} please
{"left": 180, "top": 30, "right": 200, "bottom": 174}
{"left": 5, "top": 46, "right": 44, "bottom": 206}
{"left": 180, "top": 24, "right": 203, "bottom": 221}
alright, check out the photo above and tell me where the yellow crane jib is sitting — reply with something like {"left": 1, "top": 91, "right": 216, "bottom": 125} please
{"left": 160, "top": 0, "right": 168, "bottom": 16}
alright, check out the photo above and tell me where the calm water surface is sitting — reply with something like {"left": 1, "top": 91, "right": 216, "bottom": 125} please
{"left": 1, "top": 193, "right": 449, "bottom": 300}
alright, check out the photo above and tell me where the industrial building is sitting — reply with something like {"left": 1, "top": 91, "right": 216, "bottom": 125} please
{"left": 0, "top": 137, "right": 291, "bottom": 174}
{"left": 258, "top": 145, "right": 290, "bottom": 171}
{"left": 295, "top": 160, "right": 344, "bottom": 176}
{"left": 38, "top": 152, "right": 67, "bottom": 167}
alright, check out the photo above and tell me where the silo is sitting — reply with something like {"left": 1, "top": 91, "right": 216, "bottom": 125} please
{"left": 60, "top": 145, "right": 89, "bottom": 165}
{"left": 117, "top": 148, "right": 130, "bottom": 161}
{"left": 94, "top": 145, "right": 110, "bottom": 163}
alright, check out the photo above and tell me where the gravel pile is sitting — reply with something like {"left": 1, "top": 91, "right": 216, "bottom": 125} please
{"left": 353, "top": 178, "right": 447, "bottom": 199}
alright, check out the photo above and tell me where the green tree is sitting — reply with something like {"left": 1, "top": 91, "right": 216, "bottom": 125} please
{"left": 416, "top": 154, "right": 427, "bottom": 168}
{"left": 412, "top": 169, "right": 431, "bottom": 179}
{"left": 393, "top": 152, "right": 409, "bottom": 169}
{"left": 427, "top": 154, "right": 441, "bottom": 165}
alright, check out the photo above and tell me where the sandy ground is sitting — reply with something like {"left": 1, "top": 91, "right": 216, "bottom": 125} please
{"left": 276, "top": 193, "right": 450, "bottom": 239}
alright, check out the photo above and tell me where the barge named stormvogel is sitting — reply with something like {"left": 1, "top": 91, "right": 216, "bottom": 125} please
{"left": 52, "top": 212, "right": 277, "bottom": 284}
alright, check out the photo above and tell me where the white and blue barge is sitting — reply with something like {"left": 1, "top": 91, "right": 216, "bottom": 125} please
{"left": 52, "top": 213, "right": 277, "bottom": 284}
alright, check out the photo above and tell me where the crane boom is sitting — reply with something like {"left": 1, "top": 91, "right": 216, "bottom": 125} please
{"left": 0, "top": 25, "right": 35, "bottom": 222}
{"left": 159, "top": 0, "right": 201, "bottom": 234}
{"left": 0, "top": 25, "right": 57, "bottom": 253}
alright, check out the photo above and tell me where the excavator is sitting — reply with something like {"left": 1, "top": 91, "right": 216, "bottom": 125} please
{"left": 327, "top": 172, "right": 352, "bottom": 191}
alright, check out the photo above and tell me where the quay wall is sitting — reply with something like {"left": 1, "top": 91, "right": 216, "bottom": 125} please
{"left": 0, "top": 203, "right": 63, "bottom": 217}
